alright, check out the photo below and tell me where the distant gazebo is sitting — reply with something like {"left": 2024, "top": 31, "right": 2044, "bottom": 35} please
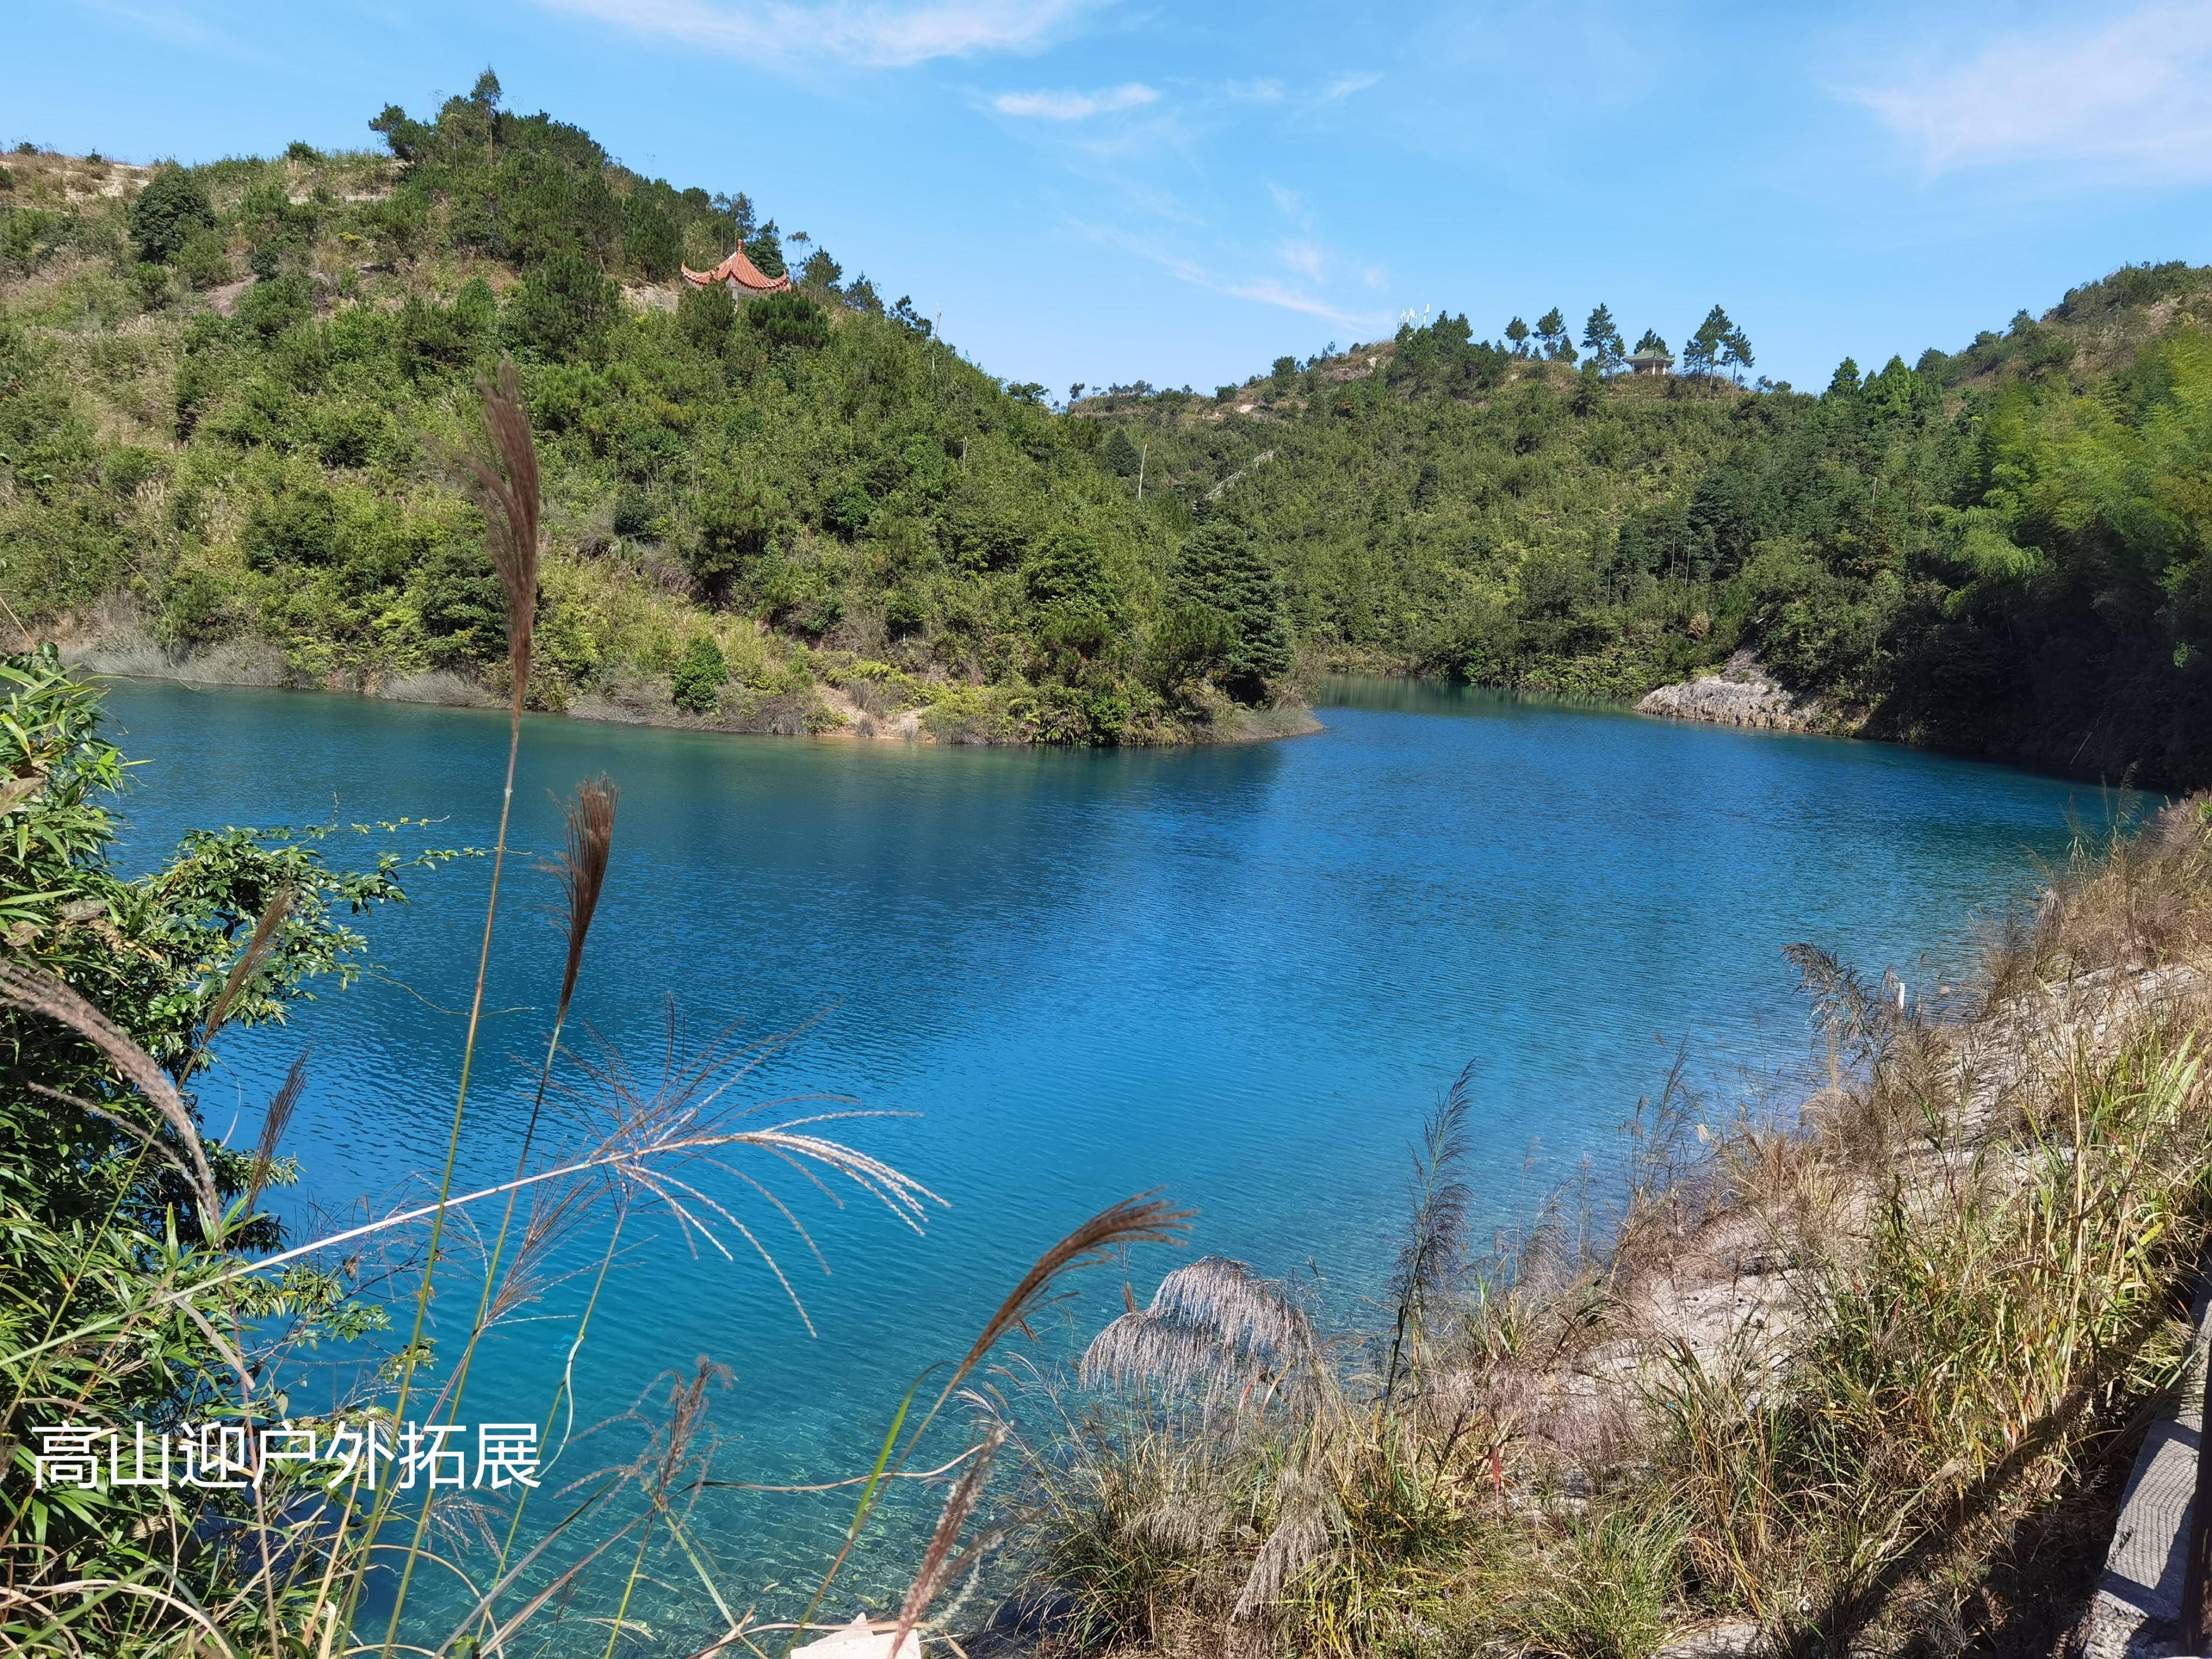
{"left": 680, "top": 246, "right": 791, "bottom": 294}
{"left": 1627, "top": 348, "right": 1675, "bottom": 377}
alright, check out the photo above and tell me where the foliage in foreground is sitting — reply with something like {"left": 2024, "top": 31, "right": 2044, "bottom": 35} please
{"left": 1016, "top": 800, "right": 2212, "bottom": 1655}
{"left": 0, "top": 630, "right": 1183, "bottom": 1646}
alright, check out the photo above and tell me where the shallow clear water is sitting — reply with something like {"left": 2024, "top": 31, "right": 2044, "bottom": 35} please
{"left": 98, "top": 674, "right": 2140, "bottom": 1639}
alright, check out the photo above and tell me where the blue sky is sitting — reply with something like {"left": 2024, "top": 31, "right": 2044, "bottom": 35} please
{"left": 17, "top": 1, "right": 2212, "bottom": 394}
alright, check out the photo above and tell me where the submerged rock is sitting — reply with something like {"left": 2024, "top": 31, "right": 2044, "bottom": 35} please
{"left": 792, "top": 1617, "right": 922, "bottom": 1659}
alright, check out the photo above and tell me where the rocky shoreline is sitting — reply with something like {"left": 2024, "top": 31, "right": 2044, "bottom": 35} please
{"left": 1635, "top": 649, "right": 1829, "bottom": 732}
{"left": 55, "top": 620, "right": 1320, "bottom": 749}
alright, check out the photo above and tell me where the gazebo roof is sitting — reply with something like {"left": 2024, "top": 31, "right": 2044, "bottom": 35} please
{"left": 680, "top": 246, "right": 792, "bottom": 293}
{"left": 1627, "top": 348, "right": 1674, "bottom": 364}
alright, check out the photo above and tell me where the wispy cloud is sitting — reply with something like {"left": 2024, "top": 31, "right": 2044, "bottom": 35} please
{"left": 1278, "top": 238, "right": 1325, "bottom": 282}
{"left": 1852, "top": 4, "right": 2212, "bottom": 181}
{"left": 532, "top": 0, "right": 1107, "bottom": 68}
{"left": 993, "top": 82, "right": 1158, "bottom": 120}
{"left": 1318, "top": 70, "right": 1381, "bottom": 103}
{"left": 1073, "top": 221, "right": 1383, "bottom": 328}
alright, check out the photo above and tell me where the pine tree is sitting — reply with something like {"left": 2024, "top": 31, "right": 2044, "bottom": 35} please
{"left": 1101, "top": 427, "right": 1142, "bottom": 477}
{"left": 1536, "top": 308, "right": 1565, "bottom": 356}
{"left": 1685, "top": 305, "right": 1733, "bottom": 384}
{"left": 1504, "top": 316, "right": 1530, "bottom": 357}
{"left": 1720, "top": 321, "right": 1755, "bottom": 384}
{"left": 1173, "top": 518, "right": 1292, "bottom": 702}
{"left": 745, "top": 220, "right": 785, "bottom": 279}
{"left": 1582, "top": 302, "right": 1626, "bottom": 372}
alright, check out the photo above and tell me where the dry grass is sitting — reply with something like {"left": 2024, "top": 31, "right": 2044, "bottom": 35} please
{"left": 1017, "top": 801, "right": 2212, "bottom": 1658}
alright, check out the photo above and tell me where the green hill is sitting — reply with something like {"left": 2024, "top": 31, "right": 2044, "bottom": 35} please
{"left": 9, "top": 75, "right": 2212, "bottom": 779}
{"left": 1089, "top": 266, "right": 2212, "bottom": 785}
{"left": 0, "top": 76, "right": 1301, "bottom": 746}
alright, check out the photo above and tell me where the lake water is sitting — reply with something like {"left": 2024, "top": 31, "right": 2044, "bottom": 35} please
{"left": 98, "top": 674, "right": 2139, "bottom": 1642}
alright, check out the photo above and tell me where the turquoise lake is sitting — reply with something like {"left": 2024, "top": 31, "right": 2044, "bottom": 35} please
{"left": 98, "top": 674, "right": 2141, "bottom": 1638}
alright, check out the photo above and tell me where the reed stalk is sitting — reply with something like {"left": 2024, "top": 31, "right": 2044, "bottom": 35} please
{"left": 364, "top": 363, "right": 540, "bottom": 1659}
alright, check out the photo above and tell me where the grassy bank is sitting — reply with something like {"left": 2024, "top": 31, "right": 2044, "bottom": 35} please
{"left": 1010, "top": 799, "right": 2212, "bottom": 1657}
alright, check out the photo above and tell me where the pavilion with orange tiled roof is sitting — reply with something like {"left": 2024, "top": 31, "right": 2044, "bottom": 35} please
{"left": 680, "top": 245, "right": 792, "bottom": 294}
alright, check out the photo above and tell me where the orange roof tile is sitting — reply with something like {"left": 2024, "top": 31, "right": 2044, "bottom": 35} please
{"left": 680, "top": 247, "right": 793, "bottom": 293}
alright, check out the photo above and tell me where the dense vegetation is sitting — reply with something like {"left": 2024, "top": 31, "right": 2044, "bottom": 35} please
{"left": 1093, "top": 266, "right": 2212, "bottom": 783}
{"left": 0, "top": 644, "right": 440, "bottom": 1645}
{"left": 9, "top": 74, "right": 2212, "bottom": 778}
{"left": 0, "top": 75, "right": 1297, "bottom": 747}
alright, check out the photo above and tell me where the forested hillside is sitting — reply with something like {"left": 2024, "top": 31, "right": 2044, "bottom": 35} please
{"left": 1092, "top": 266, "right": 2212, "bottom": 784}
{"left": 0, "top": 76, "right": 1301, "bottom": 745}
{"left": 7, "top": 73, "right": 2212, "bottom": 777}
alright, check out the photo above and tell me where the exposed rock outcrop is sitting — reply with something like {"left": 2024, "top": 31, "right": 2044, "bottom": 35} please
{"left": 1637, "top": 650, "right": 1824, "bottom": 732}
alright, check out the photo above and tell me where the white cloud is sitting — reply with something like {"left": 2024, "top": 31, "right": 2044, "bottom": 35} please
{"left": 1278, "top": 238, "right": 1325, "bottom": 281}
{"left": 1852, "top": 4, "right": 2212, "bottom": 180}
{"left": 1220, "top": 275, "right": 1373, "bottom": 325}
{"left": 1226, "top": 78, "right": 1286, "bottom": 102}
{"left": 1266, "top": 182, "right": 1304, "bottom": 218}
{"left": 81, "top": 0, "right": 230, "bottom": 47}
{"left": 532, "top": 0, "right": 1106, "bottom": 68}
{"left": 1319, "top": 70, "right": 1381, "bottom": 103}
{"left": 1072, "top": 221, "right": 1383, "bottom": 328}
{"left": 993, "top": 82, "right": 1159, "bottom": 120}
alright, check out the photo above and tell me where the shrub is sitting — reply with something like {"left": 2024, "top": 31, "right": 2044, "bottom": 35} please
{"left": 677, "top": 278, "right": 735, "bottom": 353}
{"left": 175, "top": 227, "right": 231, "bottom": 289}
{"left": 152, "top": 566, "right": 230, "bottom": 647}
{"left": 243, "top": 487, "right": 340, "bottom": 569}
{"left": 670, "top": 633, "right": 728, "bottom": 711}
{"left": 503, "top": 247, "right": 619, "bottom": 358}
{"left": 883, "top": 586, "right": 926, "bottom": 639}
{"left": 128, "top": 164, "right": 215, "bottom": 263}
{"left": 745, "top": 289, "right": 828, "bottom": 355}
{"left": 611, "top": 485, "right": 657, "bottom": 540}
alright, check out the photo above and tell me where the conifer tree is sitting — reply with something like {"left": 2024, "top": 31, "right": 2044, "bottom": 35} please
{"left": 1720, "top": 319, "right": 1755, "bottom": 383}
{"left": 1685, "top": 305, "right": 1735, "bottom": 384}
{"left": 1171, "top": 516, "right": 1292, "bottom": 702}
{"left": 1582, "top": 302, "right": 1626, "bottom": 372}
{"left": 1504, "top": 316, "right": 1530, "bottom": 357}
{"left": 1101, "top": 427, "right": 1142, "bottom": 477}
